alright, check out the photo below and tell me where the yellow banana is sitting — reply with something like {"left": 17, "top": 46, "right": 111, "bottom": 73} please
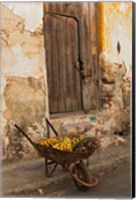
{"left": 53, "top": 143, "right": 60, "bottom": 150}
{"left": 40, "top": 135, "right": 84, "bottom": 151}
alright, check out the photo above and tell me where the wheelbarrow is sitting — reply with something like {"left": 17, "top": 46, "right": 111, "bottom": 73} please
{"left": 14, "top": 119, "right": 99, "bottom": 192}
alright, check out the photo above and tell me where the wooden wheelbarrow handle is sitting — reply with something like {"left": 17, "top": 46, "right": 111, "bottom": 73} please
{"left": 14, "top": 124, "right": 34, "bottom": 146}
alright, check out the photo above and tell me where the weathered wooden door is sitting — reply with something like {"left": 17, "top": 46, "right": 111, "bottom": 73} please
{"left": 44, "top": 3, "right": 99, "bottom": 114}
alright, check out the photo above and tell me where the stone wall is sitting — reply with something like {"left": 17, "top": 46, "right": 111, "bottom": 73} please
{"left": 98, "top": 2, "right": 131, "bottom": 132}
{"left": 0, "top": 2, "right": 132, "bottom": 161}
{"left": 1, "top": 3, "right": 48, "bottom": 161}
{"left": 100, "top": 59, "right": 131, "bottom": 110}
{"left": 98, "top": 2, "right": 132, "bottom": 68}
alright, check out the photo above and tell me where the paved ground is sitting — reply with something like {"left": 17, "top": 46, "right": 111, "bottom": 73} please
{"left": 1, "top": 135, "right": 131, "bottom": 198}
{"left": 18, "top": 158, "right": 131, "bottom": 198}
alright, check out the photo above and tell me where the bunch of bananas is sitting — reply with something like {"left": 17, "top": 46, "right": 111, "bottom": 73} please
{"left": 52, "top": 137, "right": 73, "bottom": 151}
{"left": 39, "top": 135, "right": 85, "bottom": 152}
{"left": 39, "top": 136, "right": 61, "bottom": 147}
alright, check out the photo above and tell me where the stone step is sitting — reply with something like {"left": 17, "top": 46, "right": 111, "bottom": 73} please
{"left": 44, "top": 109, "right": 128, "bottom": 150}
{"left": 48, "top": 113, "right": 99, "bottom": 137}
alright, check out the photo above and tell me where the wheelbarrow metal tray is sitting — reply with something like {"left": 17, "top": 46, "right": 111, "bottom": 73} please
{"left": 14, "top": 124, "right": 96, "bottom": 165}
{"left": 33, "top": 143, "right": 94, "bottom": 165}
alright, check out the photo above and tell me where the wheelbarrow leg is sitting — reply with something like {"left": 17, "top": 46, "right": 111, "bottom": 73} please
{"left": 45, "top": 158, "right": 48, "bottom": 176}
{"left": 45, "top": 158, "right": 58, "bottom": 177}
{"left": 48, "top": 163, "right": 58, "bottom": 177}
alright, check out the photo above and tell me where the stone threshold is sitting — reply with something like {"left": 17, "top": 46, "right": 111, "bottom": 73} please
{"left": 50, "top": 108, "right": 116, "bottom": 122}
{"left": 47, "top": 108, "right": 119, "bottom": 136}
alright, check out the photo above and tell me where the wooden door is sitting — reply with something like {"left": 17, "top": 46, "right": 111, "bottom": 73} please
{"left": 44, "top": 3, "right": 99, "bottom": 114}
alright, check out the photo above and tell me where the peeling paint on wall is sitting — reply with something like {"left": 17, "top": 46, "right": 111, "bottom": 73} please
{"left": 2, "top": 2, "right": 43, "bottom": 32}
{"left": 1, "top": 4, "right": 46, "bottom": 78}
{"left": 99, "top": 2, "right": 132, "bottom": 69}
{"left": 2, "top": 44, "right": 46, "bottom": 77}
{"left": 1, "top": 2, "right": 131, "bottom": 161}
{"left": 1, "top": 3, "right": 48, "bottom": 160}
{"left": 98, "top": 2, "right": 132, "bottom": 115}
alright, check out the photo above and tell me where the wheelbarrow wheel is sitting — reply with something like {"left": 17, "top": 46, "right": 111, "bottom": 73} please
{"left": 72, "top": 162, "right": 90, "bottom": 192}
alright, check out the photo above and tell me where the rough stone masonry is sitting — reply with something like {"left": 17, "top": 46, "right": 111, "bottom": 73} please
{"left": 0, "top": 2, "right": 132, "bottom": 161}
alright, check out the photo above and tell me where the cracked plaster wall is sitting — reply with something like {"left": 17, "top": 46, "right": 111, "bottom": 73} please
{"left": 99, "top": 2, "right": 132, "bottom": 70}
{"left": 1, "top": 3, "right": 48, "bottom": 160}
{"left": 0, "top": 2, "right": 132, "bottom": 161}
{"left": 97, "top": 2, "right": 131, "bottom": 144}
{"left": 97, "top": 2, "right": 132, "bottom": 107}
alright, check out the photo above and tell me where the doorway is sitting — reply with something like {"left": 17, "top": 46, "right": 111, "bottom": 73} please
{"left": 44, "top": 2, "right": 99, "bottom": 114}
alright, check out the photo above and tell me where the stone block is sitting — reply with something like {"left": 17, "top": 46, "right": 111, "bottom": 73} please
{"left": 114, "top": 135, "right": 126, "bottom": 145}
{"left": 84, "top": 127, "right": 96, "bottom": 137}
{"left": 101, "top": 62, "right": 115, "bottom": 83}
{"left": 101, "top": 84, "right": 115, "bottom": 97}
{"left": 112, "top": 86, "right": 124, "bottom": 108}
{"left": 65, "top": 127, "right": 78, "bottom": 135}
